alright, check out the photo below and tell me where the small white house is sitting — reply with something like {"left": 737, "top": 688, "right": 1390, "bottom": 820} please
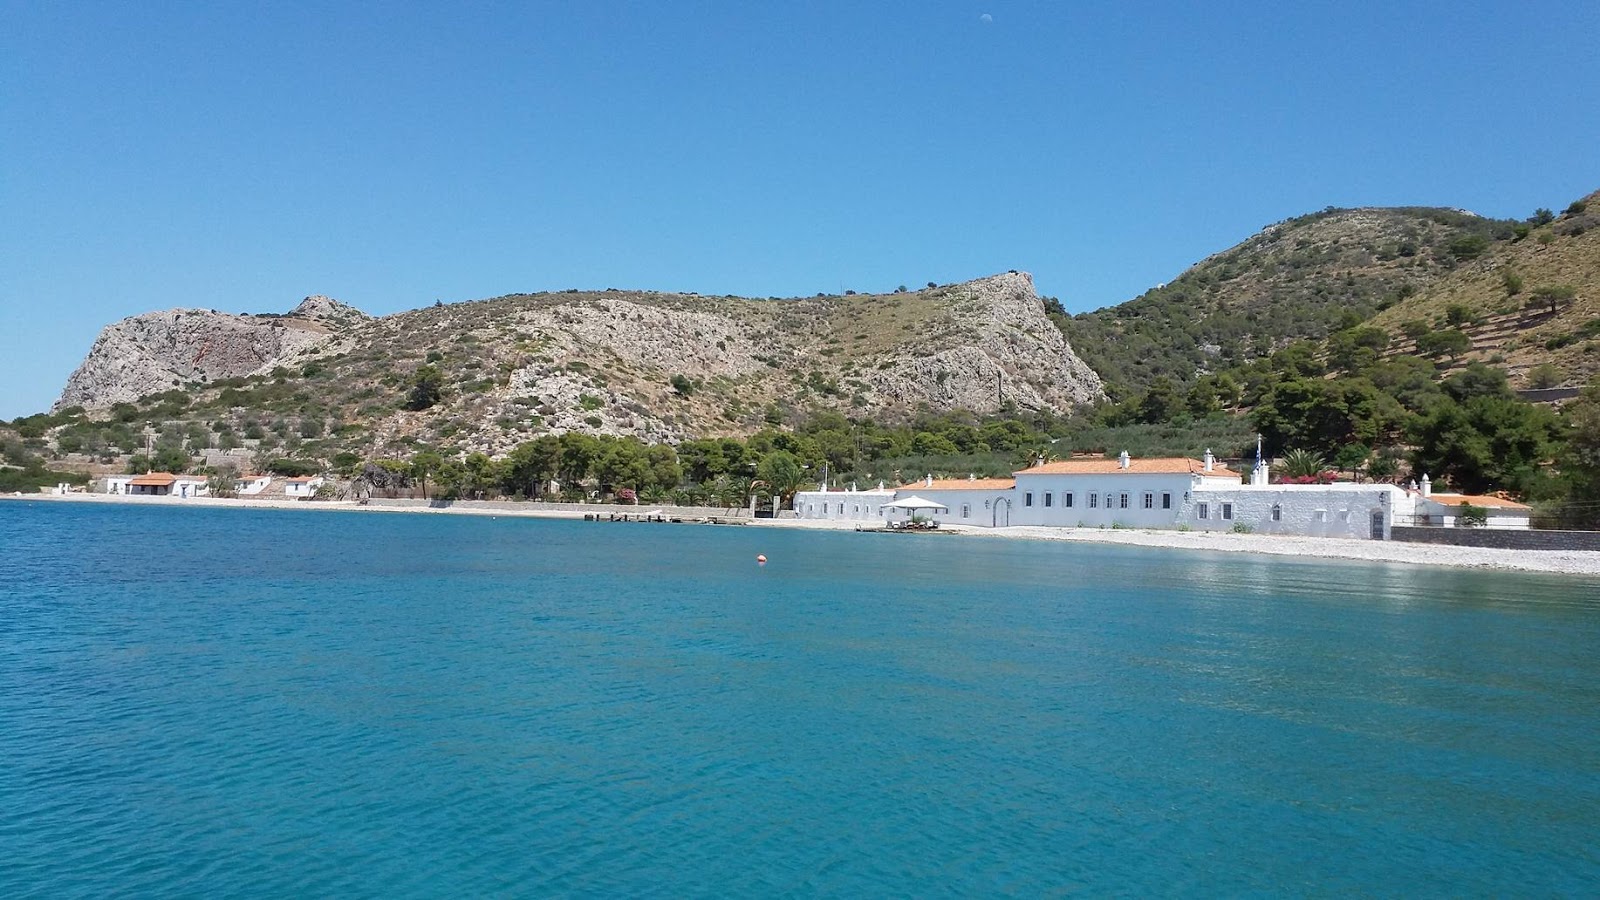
{"left": 105, "top": 475, "right": 135, "bottom": 495}
{"left": 171, "top": 475, "right": 209, "bottom": 498}
{"left": 892, "top": 476, "right": 1018, "bottom": 527}
{"left": 235, "top": 474, "right": 272, "bottom": 495}
{"left": 284, "top": 475, "right": 325, "bottom": 498}
{"left": 794, "top": 482, "right": 896, "bottom": 521}
{"left": 1411, "top": 475, "right": 1532, "bottom": 528}
{"left": 123, "top": 472, "right": 178, "bottom": 496}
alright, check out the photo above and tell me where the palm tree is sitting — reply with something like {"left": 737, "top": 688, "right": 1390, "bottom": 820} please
{"left": 1279, "top": 448, "right": 1327, "bottom": 480}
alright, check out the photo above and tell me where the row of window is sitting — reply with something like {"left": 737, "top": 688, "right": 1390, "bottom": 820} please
{"left": 804, "top": 503, "right": 884, "bottom": 516}
{"left": 1022, "top": 491, "right": 1174, "bottom": 511}
{"left": 1195, "top": 502, "right": 1235, "bottom": 521}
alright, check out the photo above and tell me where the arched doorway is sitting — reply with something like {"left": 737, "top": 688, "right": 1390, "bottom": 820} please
{"left": 992, "top": 497, "right": 1011, "bottom": 528}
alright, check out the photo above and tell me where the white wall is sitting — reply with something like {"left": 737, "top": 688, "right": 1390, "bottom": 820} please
{"left": 1414, "top": 499, "right": 1531, "bottom": 529}
{"left": 794, "top": 490, "right": 895, "bottom": 521}
{"left": 1011, "top": 472, "right": 1197, "bottom": 528}
{"left": 1184, "top": 485, "right": 1412, "bottom": 539}
{"left": 894, "top": 489, "right": 1016, "bottom": 527}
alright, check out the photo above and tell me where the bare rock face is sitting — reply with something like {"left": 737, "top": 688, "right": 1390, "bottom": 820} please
{"left": 290, "top": 294, "right": 371, "bottom": 327}
{"left": 860, "top": 271, "right": 1103, "bottom": 412}
{"left": 53, "top": 299, "right": 361, "bottom": 411}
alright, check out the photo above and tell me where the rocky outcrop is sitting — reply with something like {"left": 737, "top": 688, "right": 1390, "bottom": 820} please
{"left": 860, "top": 272, "right": 1102, "bottom": 411}
{"left": 53, "top": 298, "right": 361, "bottom": 411}
{"left": 53, "top": 276, "right": 1105, "bottom": 450}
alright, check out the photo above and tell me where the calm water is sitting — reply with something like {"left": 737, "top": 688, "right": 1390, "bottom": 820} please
{"left": 2, "top": 502, "right": 1599, "bottom": 896}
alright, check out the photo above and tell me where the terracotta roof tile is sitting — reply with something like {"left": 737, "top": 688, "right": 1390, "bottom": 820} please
{"left": 1427, "top": 493, "right": 1532, "bottom": 510}
{"left": 897, "top": 478, "right": 1016, "bottom": 491}
{"left": 128, "top": 473, "right": 178, "bottom": 486}
{"left": 1015, "top": 457, "right": 1234, "bottom": 476}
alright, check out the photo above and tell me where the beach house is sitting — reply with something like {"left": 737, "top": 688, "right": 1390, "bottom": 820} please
{"left": 235, "top": 474, "right": 272, "bottom": 495}
{"left": 284, "top": 475, "right": 325, "bottom": 498}
{"left": 1409, "top": 475, "right": 1532, "bottom": 528}
{"left": 104, "top": 472, "right": 209, "bottom": 497}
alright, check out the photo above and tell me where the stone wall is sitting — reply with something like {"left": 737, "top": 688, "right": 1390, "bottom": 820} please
{"left": 1391, "top": 526, "right": 1600, "bottom": 551}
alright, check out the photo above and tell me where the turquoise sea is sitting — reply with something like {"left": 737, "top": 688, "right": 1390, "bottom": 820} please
{"left": 2, "top": 501, "right": 1598, "bottom": 896}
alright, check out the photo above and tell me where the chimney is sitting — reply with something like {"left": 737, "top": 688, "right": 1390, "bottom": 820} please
{"left": 1203, "top": 449, "right": 1215, "bottom": 473}
{"left": 1118, "top": 450, "right": 1130, "bottom": 470}
{"left": 925, "top": 474, "right": 933, "bottom": 487}
{"left": 1420, "top": 474, "right": 1431, "bottom": 497}
{"left": 1251, "top": 455, "right": 1269, "bottom": 487}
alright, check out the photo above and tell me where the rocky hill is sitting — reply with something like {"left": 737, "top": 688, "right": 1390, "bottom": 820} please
{"left": 1057, "top": 206, "right": 1523, "bottom": 397}
{"left": 1367, "top": 189, "right": 1600, "bottom": 388}
{"left": 56, "top": 296, "right": 370, "bottom": 410}
{"left": 51, "top": 273, "right": 1103, "bottom": 457}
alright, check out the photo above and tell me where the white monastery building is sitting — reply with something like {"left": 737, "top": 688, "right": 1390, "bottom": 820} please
{"left": 851, "top": 450, "right": 1531, "bottom": 539}
{"left": 793, "top": 482, "right": 897, "bottom": 522}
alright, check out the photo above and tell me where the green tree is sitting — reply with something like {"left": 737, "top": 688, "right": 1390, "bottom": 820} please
{"left": 1252, "top": 377, "right": 1404, "bottom": 457}
{"left": 1531, "top": 208, "right": 1555, "bottom": 226}
{"left": 1447, "top": 234, "right": 1488, "bottom": 260}
{"left": 1559, "top": 377, "right": 1600, "bottom": 527}
{"left": 557, "top": 432, "right": 602, "bottom": 486}
{"left": 1135, "top": 377, "right": 1184, "bottom": 424}
{"left": 1528, "top": 284, "right": 1576, "bottom": 315}
{"left": 503, "top": 436, "right": 560, "bottom": 498}
{"left": 1333, "top": 442, "right": 1372, "bottom": 480}
{"left": 1365, "top": 453, "right": 1399, "bottom": 484}
{"left": 1444, "top": 304, "right": 1475, "bottom": 328}
{"left": 756, "top": 450, "right": 806, "bottom": 513}
{"left": 1279, "top": 448, "right": 1327, "bottom": 480}
{"left": 153, "top": 446, "right": 191, "bottom": 473}
{"left": 1326, "top": 326, "right": 1390, "bottom": 373}
{"left": 1442, "top": 363, "right": 1511, "bottom": 403}
{"left": 1416, "top": 330, "right": 1471, "bottom": 362}
{"left": 1527, "top": 363, "right": 1562, "bottom": 390}
{"left": 1409, "top": 396, "right": 1558, "bottom": 494}
{"left": 410, "top": 450, "right": 444, "bottom": 499}
{"left": 1501, "top": 269, "right": 1524, "bottom": 296}
{"left": 405, "top": 365, "right": 444, "bottom": 411}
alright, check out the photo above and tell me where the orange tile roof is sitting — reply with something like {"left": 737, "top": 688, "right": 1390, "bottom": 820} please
{"left": 898, "top": 478, "right": 1016, "bottom": 491}
{"left": 1015, "top": 457, "right": 1235, "bottom": 476}
{"left": 129, "top": 473, "right": 178, "bottom": 486}
{"left": 1427, "top": 493, "right": 1532, "bottom": 510}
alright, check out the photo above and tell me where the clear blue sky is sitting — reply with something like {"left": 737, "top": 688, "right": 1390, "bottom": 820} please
{"left": 3, "top": 1, "right": 1596, "bottom": 418}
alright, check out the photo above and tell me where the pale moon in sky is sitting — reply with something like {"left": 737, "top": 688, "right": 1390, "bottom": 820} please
{"left": 980, "top": 13, "right": 993, "bottom": 24}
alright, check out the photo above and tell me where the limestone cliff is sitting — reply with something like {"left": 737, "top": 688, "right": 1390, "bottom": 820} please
{"left": 53, "top": 275, "right": 1104, "bottom": 453}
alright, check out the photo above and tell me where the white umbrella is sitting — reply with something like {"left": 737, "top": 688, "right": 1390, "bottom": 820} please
{"left": 882, "top": 496, "right": 948, "bottom": 513}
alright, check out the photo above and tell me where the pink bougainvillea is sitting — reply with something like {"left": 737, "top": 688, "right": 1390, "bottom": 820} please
{"left": 1275, "top": 471, "right": 1339, "bottom": 485}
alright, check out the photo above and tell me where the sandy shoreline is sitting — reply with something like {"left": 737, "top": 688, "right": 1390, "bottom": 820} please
{"left": 7, "top": 491, "right": 1600, "bottom": 577}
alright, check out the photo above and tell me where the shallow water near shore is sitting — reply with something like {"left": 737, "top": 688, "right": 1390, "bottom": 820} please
{"left": 4, "top": 500, "right": 1599, "bottom": 895}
